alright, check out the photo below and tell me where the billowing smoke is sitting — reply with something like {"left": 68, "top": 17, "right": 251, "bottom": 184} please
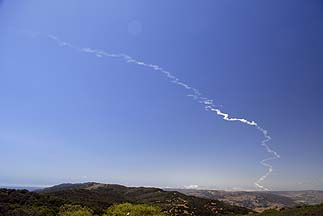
{"left": 23, "top": 30, "right": 280, "bottom": 190}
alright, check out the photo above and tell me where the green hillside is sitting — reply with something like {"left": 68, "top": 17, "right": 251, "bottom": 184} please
{"left": 0, "top": 183, "right": 252, "bottom": 216}
{"left": 1, "top": 183, "right": 322, "bottom": 216}
{"left": 39, "top": 183, "right": 252, "bottom": 215}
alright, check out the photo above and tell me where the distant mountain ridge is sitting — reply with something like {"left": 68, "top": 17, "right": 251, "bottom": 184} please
{"left": 0, "top": 185, "right": 44, "bottom": 191}
{"left": 171, "top": 188, "right": 323, "bottom": 212}
{"left": 271, "top": 190, "right": 323, "bottom": 205}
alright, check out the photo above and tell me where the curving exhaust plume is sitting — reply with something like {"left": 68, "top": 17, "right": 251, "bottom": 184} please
{"left": 21, "top": 29, "right": 280, "bottom": 190}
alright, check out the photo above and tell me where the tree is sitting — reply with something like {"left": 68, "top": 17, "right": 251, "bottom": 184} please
{"left": 104, "top": 203, "right": 167, "bottom": 216}
{"left": 58, "top": 204, "right": 94, "bottom": 216}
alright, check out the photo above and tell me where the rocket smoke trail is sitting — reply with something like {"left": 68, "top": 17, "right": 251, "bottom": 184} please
{"left": 23, "top": 30, "right": 280, "bottom": 190}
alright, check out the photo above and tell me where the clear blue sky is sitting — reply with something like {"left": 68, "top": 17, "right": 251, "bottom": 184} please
{"left": 0, "top": 0, "right": 322, "bottom": 190}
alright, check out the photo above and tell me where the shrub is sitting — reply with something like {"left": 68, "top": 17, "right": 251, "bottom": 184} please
{"left": 58, "top": 204, "right": 94, "bottom": 216}
{"left": 104, "top": 203, "right": 167, "bottom": 216}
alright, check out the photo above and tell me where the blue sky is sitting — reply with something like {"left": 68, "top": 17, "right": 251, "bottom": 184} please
{"left": 0, "top": 0, "right": 322, "bottom": 190}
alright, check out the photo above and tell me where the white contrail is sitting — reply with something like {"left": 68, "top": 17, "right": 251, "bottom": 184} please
{"left": 22, "top": 30, "right": 280, "bottom": 190}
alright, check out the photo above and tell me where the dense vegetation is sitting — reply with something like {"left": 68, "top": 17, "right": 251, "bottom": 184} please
{"left": 59, "top": 204, "right": 94, "bottom": 216}
{"left": 57, "top": 203, "right": 167, "bottom": 216}
{"left": 1, "top": 184, "right": 322, "bottom": 216}
{"left": 0, "top": 189, "right": 166, "bottom": 216}
{"left": 103, "top": 203, "right": 166, "bottom": 216}
{"left": 0, "top": 188, "right": 61, "bottom": 216}
{"left": 0, "top": 185, "right": 251, "bottom": 216}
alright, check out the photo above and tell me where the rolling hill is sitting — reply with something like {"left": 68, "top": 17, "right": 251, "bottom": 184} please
{"left": 271, "top": 191, "right": 323, "bottom": 205}
{"left": 1, "top": 184, "right": 323, "bottom": 216}
{"left": 38, "top": 182, "right": 252, "bottom": 215}
{"left": 169, "top": 189, "right": 299, "bottom": 212}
